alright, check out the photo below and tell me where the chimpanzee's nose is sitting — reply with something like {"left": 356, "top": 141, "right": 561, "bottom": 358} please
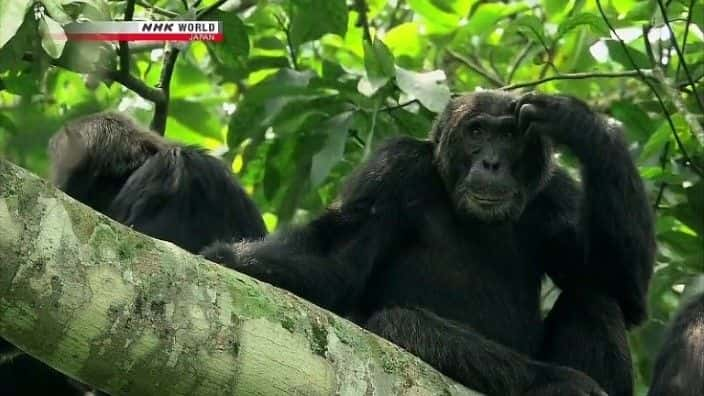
{"left": 482, "top": 158, "right": 500, "bottom": 172}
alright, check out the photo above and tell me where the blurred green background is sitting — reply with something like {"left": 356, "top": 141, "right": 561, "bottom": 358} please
{"left": 0, "top": 0, "right": 702, "bottom": 393}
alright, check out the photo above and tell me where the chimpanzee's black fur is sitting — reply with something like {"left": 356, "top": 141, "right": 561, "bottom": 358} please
{"left": 204, "top": 91, "right": 655, "bottom": 396}
{"left": 648, "top": 292, "right": 704, "bottom": 396}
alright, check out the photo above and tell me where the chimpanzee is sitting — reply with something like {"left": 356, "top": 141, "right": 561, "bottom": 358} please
{"left": 1, "top": 112, "right": 267, "bottom": 395}
{"left": 48, "top": 112, "right": 266, "bottom": 252}
{"left": 648, "top": 292, "right": 704, "bottom": 396}
{"left": 203, "top": 91, "right": 655, "bottom": 396}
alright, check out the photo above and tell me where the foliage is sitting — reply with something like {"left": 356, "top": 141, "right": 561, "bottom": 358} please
{"left": 0, "top": 0, "right": 702, "bottom": 394}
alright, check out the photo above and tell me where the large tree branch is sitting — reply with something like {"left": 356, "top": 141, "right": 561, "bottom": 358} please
{"left": 0, "top": 159, "right": 479, "bottom": 396}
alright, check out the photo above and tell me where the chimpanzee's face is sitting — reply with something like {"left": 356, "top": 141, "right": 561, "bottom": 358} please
{"left": 431, "top": 91, "right": 553, "bottom": 222}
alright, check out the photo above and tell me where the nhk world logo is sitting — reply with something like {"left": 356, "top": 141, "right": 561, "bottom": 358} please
{"left": 62, "top": 21, "right": 223, "bottom": 42}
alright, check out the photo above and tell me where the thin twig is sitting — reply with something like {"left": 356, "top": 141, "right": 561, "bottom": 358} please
{"left": 275, "top": 14, "right": 298, "bottom": 70}
{"left": 446, "top": 49, "right": 504, "bottom": 87}
{"left": 501, "top": 70, "right": 645, "bottom": 90}
{"left": 135, "top": 0, "right": 179, "bottom": 18}
{"left": 654, "top": 142, "right": 671, "bottom": 210}
{"left": 349, "top": 130, "right": 365, "bottom": 148}
{"left": 654, "top": 67, "right": 704, "bottom": 147}
{"left": 656, "top": 0, "right": 704, "bottom": 114}
{"left": 380, "top": 99, "right": 420, "bottom": 112}
{"left": 146, "top": 0, "right": 234, "bottom": 134}
{"left": 488, "top": 50, "right": 502, "bottom": 82}
{"left": 363, "top": 100, "right": 381, "bottom": 159}
{"left": 507, "top": 42, "right": 533, "bottom": 83}
{"left": 353, "top": 0, "right": 373, "bottom": 44}
{"left": 643, "top": 25, "right": 657, "bottom": 67}
{"left": 150, "top": 46, "right": 179, "bottom": 135}
{"left": 675, "top": 0, "right": 694, "bottom": 81}
{"left": 523, "top": 22, "right": 557, "bottom": 78}
{"left": 386, "top": 0, "right": 404, "bottom": 29}
{"left": 22, "top": 52, "right": 164, "bottom": 102}
{"left": 596, "top": 0, "right": 703, "bottom": 176}
{"left": 196, "top": 0, "right": 230, "bottom": 18}
{"left": 119, "top": 0, "right": 136, "bottom": 73}
{"left": 107, "top": 70, "right": 165, "bottom": 102}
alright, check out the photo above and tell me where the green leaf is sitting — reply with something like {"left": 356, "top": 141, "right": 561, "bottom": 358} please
{"left": 515, "top": 15, "right": 548, "bottom": 47}
{"left": 639, "top": 115, "right": 689, "bottom": 162}
{"left": 289, "top": 0, "right": 348, "bottom": 46}
{"left": 41, "top": 0, "right": 72, "bottom": 24}
{"left": 364, "top": 38, "right": 395, "bottom": 79}
{"left": 693, "top": 3, "right": 704, "bottom": 34}
{"left": 39, "top": 16, "right": 67, "bottom": 59}
{"left": 639, "top": 121, "right": 671, "bottom": 161}
{"left": 407, "top": 0, "right": 470, "bottom": 33}
{"left": 360, "top": 38, "right": 395, "bottom": 96}
{"left": 604, "top": 39, "right": 651, "bottom": 70}
{"left": 0, "top": 0, "right": 32, "bottom": 49}
{"left": 384, "top": 22, "right": 423, "bottom": 59}
{"left": 168, "top": 99, "right": 223, "bottom": 141}
{"left": 310, "top": 112, "right": 354, "bottom": 187}
{"left": 56, "top": 41, "right": 112, "bottom": 74}
{"left": 610, "top": 101, "right": 657, "bottom": 142}
{"left": 67, "top": 0, "right": 111, "bottom": 21}
{"left": 395, "top": 67, "right": 451, "bottom": 113}
{"left": 544, "top": 0, "right": 569, "bottom": 18}
{"left": 261, "top": 212, "right": 278, "bottom": 232}
{"left": 558, "top": 13, "right": 609, "bottom": 37}
{"left": 611, "top": 0, "right": 639, "bottom": 16}
{"left": 227, "top": 69, "right": 328, "bottom": 149}
{"left": 462, "top": 3, "right": 515, "bottom": 36}
{"left": 207, "top": 11, "right": 249, "bottom": 66}
{"left": 623, "top": 0, "right": 657, "bottom": 22}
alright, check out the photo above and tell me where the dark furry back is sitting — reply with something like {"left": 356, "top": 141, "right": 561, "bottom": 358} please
{"left": 49, "top": 111, "right": 266, "bottom": 252}
{"left": 109, "top": 145, "right": 266, "bottom": 253}
{"left": 648, "top": 292, "right": 704, "bottom": 396}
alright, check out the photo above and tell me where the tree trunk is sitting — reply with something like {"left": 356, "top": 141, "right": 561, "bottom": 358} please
{"left": 0, "top": 159, "right": 480, "bottom": 396}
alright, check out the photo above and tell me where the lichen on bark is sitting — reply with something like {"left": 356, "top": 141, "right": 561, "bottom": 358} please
{"left": 0, "top": 159, "right": 480, "bottom": 396}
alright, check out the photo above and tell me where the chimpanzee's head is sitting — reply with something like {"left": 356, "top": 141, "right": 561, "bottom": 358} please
{"left": 430, "top": 90, "right": 553, "bottom": 222}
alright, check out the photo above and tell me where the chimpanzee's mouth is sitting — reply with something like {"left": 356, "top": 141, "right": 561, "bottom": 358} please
{"left": 470, "top": 193, "right": 512, "bottom": 205}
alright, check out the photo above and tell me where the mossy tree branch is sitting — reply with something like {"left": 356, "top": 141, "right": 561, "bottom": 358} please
{"left": 0, "top": 159, "right": 479, "bottom": 396}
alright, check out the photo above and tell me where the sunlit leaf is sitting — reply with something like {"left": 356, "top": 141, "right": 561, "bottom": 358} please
{"left": 395, "top": 67, "right": 451, "bottom": 113}
{"left": 289, "top": 0, "right": 347, "bottom": 46}
{"left": 558, "top": 13, "right": 610, "bottom": 37}
{"left": 0, "top": 0, "right": 32, "bottom": 49}
{"left": 604, "top": 39, "right": 650, "bottom": 70}
{"left": 360, "top": 38, "right": 395, "bottom": 95}
{"left": 39, "top": 16, "right": 67, "bottom": 59}
{"left": 311, "top": 112, "right": 354, "bottom": 187}
{"left": 42, "top": 0, "right": 72, "bottom": 24}
{"left": 207, "top": 11, "right": 249, "bottom": 66}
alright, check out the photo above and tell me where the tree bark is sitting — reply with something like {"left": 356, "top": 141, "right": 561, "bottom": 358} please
{"left": 0, "top": 159, "right": 480, "bottom": 396}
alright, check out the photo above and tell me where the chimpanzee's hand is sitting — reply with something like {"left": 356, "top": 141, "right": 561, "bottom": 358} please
{"left": 514, "top": 92, "right": 601, "bottom": 149}
{"left": 201, "top": 241, "right": 248, "bottom": 271}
